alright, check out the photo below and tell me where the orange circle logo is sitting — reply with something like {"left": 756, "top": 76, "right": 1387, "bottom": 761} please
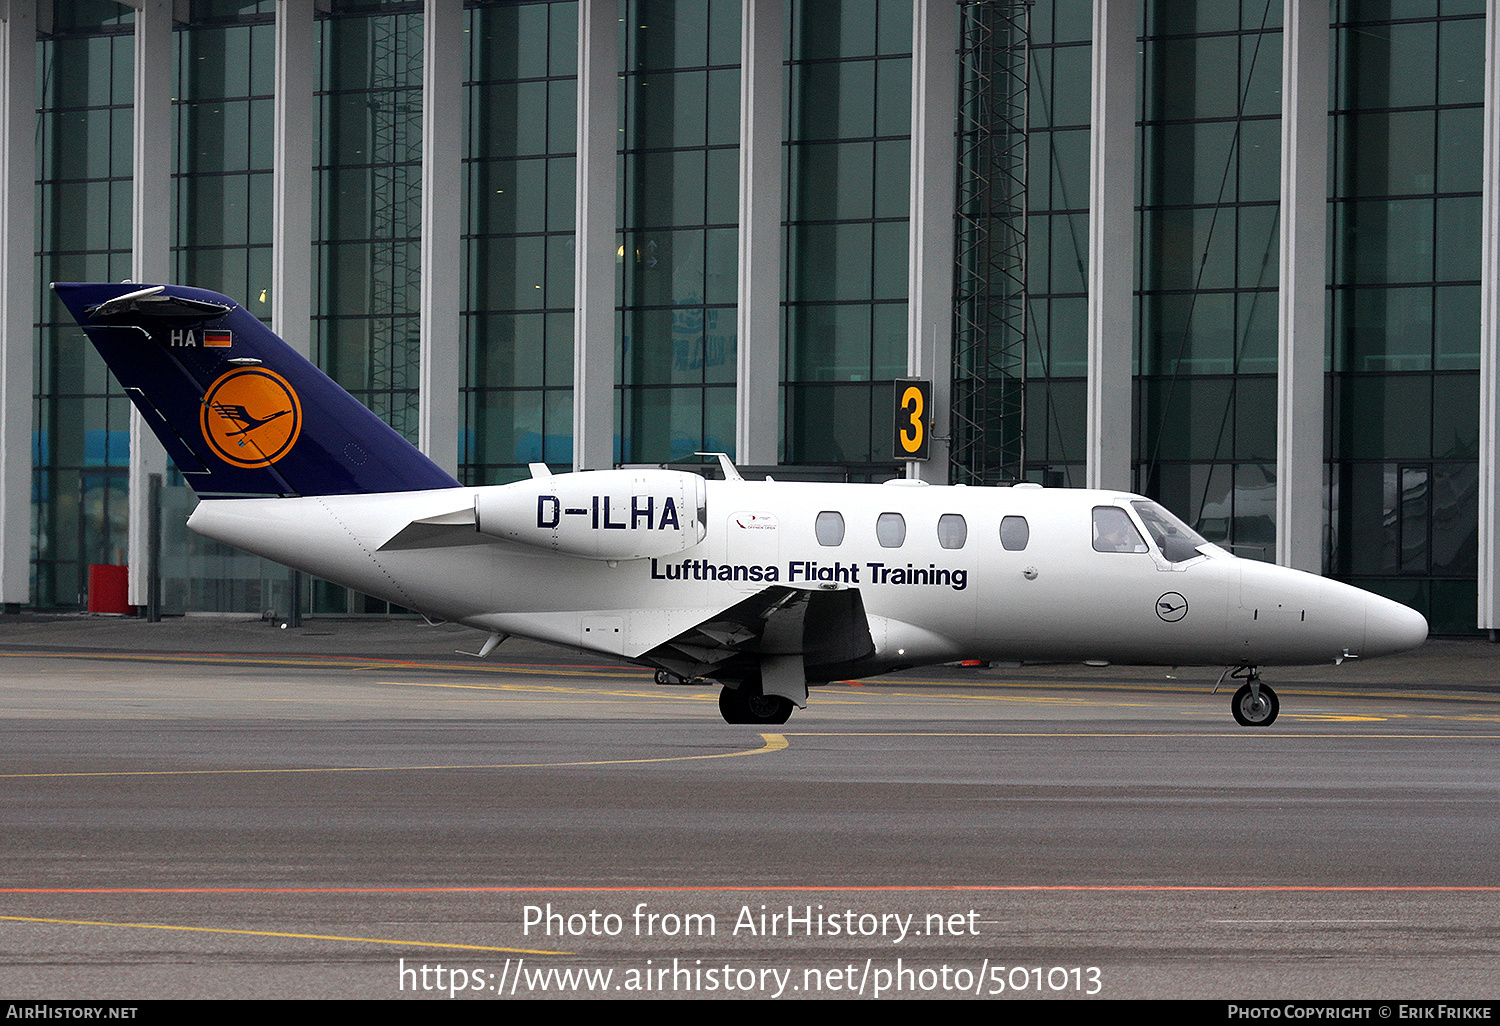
{"left": 200, "top": 368, "right": 302, "bottom": 468}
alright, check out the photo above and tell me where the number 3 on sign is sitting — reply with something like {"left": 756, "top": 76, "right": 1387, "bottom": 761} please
{"left": 893, "top": 379, "right": 931, "bottom": 460}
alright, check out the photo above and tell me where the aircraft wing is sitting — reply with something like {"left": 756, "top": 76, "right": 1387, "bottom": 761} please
{"left": 642, "top": 585, "right": 876, "bottom": 690}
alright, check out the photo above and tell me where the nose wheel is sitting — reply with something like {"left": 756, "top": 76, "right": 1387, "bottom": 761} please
{"left": 1216, "top": 665, "right": 1280, "bottom": 727}
{"left": 1230, "top": 679, "right": 1279, "bottom": 727}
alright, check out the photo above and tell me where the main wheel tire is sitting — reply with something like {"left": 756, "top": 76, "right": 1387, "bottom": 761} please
{"left": 718, "top": 686, "right": 744, "bottom": 723}
{"left": 741, "top": 691, "right": 793, "bottom": 725}
{"left": 1231, "top": 681, "right": 1279, "bottom": 727}
{"left": 717, "top": 686, "right": 794, "bottom": 725}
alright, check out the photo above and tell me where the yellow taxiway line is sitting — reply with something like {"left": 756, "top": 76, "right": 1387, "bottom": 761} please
{"left": 0, "top": 733, "right": 787, "bottom": 779}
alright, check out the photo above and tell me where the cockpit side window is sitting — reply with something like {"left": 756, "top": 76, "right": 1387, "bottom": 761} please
{"left": 1092, "top": 506, "right": 1148, "bottom": 553}
{"left": 937, "top": 513, "right": 967, "bottom": 549}
{"left": 1130, "top": 500, "right": 1209, "bottom": 563}
{"left": 876, "top": 512, "right": 906, "bottom": 547}
{"left": 1000, "top": 515, "right": 1029, "bottom": 551}
{"left": 815, "top": 511, "right": 845, "bottom": 546}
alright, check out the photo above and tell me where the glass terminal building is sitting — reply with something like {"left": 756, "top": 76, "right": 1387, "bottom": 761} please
{"left": 3, "top": 0, "right": 1496, "bottom": 636}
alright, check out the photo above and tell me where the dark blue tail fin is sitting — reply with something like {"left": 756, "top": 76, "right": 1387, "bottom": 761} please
{"left": 53, "top": 282, "right": 460, "bottom": 497}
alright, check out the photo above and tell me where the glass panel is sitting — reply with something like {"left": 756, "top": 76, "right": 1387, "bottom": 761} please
{"left": 1233, "top": 377, "right": 1277, "bottom": 460}
{"left": 876, "top": 511, "right": 906, "bottom": 547}
{"left": 1131, "top": 499, "right": 1209, "bottom": 563}
{"left": 1000, "top": 515, "right": 1029, "bottom": 551}
{"left": 787, "top": 383, "right": 874, "bottom": 463}
{"left": 1431, "top": 463, "right": 1478, "bottom": 574}
{"left": 1339, "top": 375, "right": 1432, "bottom": 459}
{"left": 1339, "top": 111, "right": 1435, "bottom": 198}
{"left": 789, "top": 304, "right": 872, "bottom": 381}
{"left": 1432, "top": 373, "right": 1479, "bottom": 458}
{"left": 1337, "top": 199, "right": 1434, "bottom": 285}
{"left": 1436, "top": 108, "right": 1482, "bottom": 194}
{"left": 1399, "top": 465, "right": 1430, "bottom": 574}
{"left": 1092, "top": 506, "right": 1148, "bottom": 553}
{"left": 937, "top": 513, "right": 967, "bottom": 549}
{"left": 1434, "top": 286, "right": 1480, "bottom": 371}
{"left": 815, "top": 511, "right": 845, "bottom": 546}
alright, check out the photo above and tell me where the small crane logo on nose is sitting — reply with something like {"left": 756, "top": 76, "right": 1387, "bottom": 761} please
{"left": 1156, "top": 592, "right": 1188, "bottom": 622}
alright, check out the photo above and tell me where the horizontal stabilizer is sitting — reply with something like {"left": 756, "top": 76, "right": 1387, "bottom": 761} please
{"left": 86, "top": 285, "right": 234, "bottom": 320}
{"left": 377, "top": 506, "right": 484, "bottom": 551}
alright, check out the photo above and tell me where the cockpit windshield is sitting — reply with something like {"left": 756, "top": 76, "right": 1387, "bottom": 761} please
{"left": 1130, "top": 500, "right": 1210, "bottom": 564}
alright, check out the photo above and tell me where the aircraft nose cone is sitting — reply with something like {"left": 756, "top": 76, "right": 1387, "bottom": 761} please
{"left": 1363, "top": 593, "right": 1428, "bottom": 657}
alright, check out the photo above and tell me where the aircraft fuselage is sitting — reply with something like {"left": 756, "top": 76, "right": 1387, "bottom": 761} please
{"left": 187, "top": 477, "right": 1427, "bottom": 677}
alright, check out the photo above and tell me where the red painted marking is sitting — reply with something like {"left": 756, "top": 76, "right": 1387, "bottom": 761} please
{"left": 2, "top": 885, "right": 1497, "bottom": 894}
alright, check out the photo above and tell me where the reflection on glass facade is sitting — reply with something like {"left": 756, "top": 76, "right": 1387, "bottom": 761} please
{"left": 34, "top": 2, "right": 136, "bottom": 608}
{"left": 162, "top": 1, "right": 295, "bottom": 617}
{"left": 618, "top": 0, "right": 740, "bottom": 464}
{"left": 1136, "top": 0, "right": 1283, "bottom": 561}
{"left": 464, "top": 0, "right": 578, "bottom": 484}
{"left": 174, "top": 1, "right": 275, "bottom": 314}
{"left": 782, "top": 0, "right": 911, "bottom": 472}
{"left": 1023, "top": 0, "right": 1091, "bottom": 486}
{"left": 1328, "top": 0, "right": 1483, "bottom": 633}
{"left": 18, "top": 0, "right": 1495, "bottom": 633}
{"left": 316, "top": 0, "right": 423, "bottom": 442}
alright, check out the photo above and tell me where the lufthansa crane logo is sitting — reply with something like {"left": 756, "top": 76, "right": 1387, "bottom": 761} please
{"left": 1156, "top": 592, "right": 1188, "bottom": 622}
{"left": 200, "top": 367, "right": 302, "bottom": 468}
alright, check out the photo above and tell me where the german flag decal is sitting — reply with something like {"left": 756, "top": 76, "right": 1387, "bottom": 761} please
{"left": 200, "top": 367, "right": 302, "bottom": 468}
{"left": 204, "top": 329, "right": 232, "bottom": 348}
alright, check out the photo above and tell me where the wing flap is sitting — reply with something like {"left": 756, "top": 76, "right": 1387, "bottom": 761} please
{"left": 641, "top": 585, "right": 875, "bottom": 685}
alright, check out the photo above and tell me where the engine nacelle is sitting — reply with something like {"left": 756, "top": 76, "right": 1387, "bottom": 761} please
{"left": 474, "top": 469, "right": 707, "bottom": 560}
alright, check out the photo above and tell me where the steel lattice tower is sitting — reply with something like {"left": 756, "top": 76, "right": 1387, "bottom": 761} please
{"left": 950, "top": 0, "right": 1029, "bottom": 486}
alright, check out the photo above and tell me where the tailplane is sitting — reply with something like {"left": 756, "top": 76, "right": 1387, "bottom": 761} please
{"left": 53, "top": 282, "right": 460, "bottom": 497}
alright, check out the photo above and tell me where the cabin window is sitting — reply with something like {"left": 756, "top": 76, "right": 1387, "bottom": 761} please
{"left": 1092, "top": 506, "right": 1148, "bottom": 553}
{"left": 937, "top": 514, "right": 967, "bottom": 549}
{"left": 815, "top": 511, "right": 845, "bottom": 546}
{"left": 876, "top": 512, "right": 906, "bottom": 547}
{"left": 1000, "top": 515, "right": 1029, "bottom": 551}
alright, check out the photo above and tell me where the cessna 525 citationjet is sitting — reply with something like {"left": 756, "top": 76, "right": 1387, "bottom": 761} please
{"left": 55, "top": 282, "right": 1429, "bottom": 727}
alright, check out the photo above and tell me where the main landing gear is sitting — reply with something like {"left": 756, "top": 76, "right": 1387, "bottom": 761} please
{"left": 1217, "top": 665, "right": 1279, "bottom": 727}
{"left": 718, "top": 684, "right": 794, "bottom": 725}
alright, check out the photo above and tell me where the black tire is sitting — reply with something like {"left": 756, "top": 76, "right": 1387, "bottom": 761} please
{"left": 718, "top": 685, "right": 744, "bottom": 723}
{"left": 741, "top": 691, "right": 794, "bottom": 725}
{"left": 1231, "top": 681, "right": 1279, "bottom": 727}
{"left": 717, "top": 686, "right": 794, "bottom": 725}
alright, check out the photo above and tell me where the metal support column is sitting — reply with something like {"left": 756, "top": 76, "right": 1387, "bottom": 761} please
{"left": 573, "top": 0, "right": 618, "bottom": 472}
{"left": 127, "top": 0, "right": 174, "bottom": 608}
{"left": 419, "top": 0, "right": 463, "bottom": 476}
{"left": 907, "top": 0, "right": 957, "bottom": 482}
{"left": 1085, "top": 0, "right": 1136, "bottom": 492}
{"left": 0, "top": 0, "right": 34, "bottom": 606}
{"left": 1275, "top": 0, "right": 1329, "bottom": 573}
{"left": 273, "top": 0, "right": 315, "bottom": 359}
{"left": 145, "top": 472, "right": 161, "bottom": 622}
{"left": 735, "top": 0, "right": 782, "bottom": 468}
{"left": 1480, "top": 0, "right": 1500, "bottom": 633}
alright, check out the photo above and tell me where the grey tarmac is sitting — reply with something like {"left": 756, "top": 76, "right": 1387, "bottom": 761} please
{"left": 0, "top": 615, "right": 1496, "bottom": 1000}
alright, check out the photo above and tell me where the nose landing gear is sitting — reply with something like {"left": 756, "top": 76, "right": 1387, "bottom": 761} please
{"left": 1216, "top": 665, "right": 1280, "bottom": 727}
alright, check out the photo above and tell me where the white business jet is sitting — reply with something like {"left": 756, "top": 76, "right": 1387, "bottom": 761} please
{"left": 55, "top": 282, "right": 1429, "bottom": 727}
